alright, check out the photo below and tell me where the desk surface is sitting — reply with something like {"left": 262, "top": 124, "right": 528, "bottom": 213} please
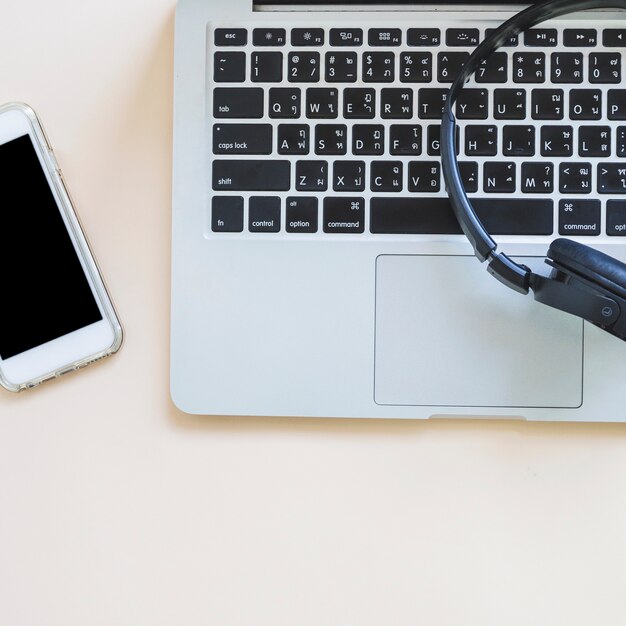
{"left": 2, "top": 2, "right": 626, "bottom": 624}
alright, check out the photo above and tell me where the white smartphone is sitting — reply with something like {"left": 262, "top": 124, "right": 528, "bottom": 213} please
{"left": 0, "top": 102, "right": 122, "bottom": 392}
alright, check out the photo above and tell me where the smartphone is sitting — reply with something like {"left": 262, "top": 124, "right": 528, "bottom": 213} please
{"left": 0, "top": 102, "right": 122, "bottom": 392}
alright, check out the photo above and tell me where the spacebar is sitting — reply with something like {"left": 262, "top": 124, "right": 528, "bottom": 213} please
{"left": 370, "top": 198, "right": 554, "bottom": 235}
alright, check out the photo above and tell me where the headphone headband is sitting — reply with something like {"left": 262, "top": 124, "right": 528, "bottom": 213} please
{"left": 441, "top": 0, "right": 626, "bottom": 293}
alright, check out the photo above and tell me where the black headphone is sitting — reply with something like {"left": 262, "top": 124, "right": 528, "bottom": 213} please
{"left": 441, "top": 0, "right": 626, "bottom": 341}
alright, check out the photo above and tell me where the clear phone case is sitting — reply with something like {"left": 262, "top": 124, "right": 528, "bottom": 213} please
{"left": 0, "top": 102, "right": 123, "bottom": 392}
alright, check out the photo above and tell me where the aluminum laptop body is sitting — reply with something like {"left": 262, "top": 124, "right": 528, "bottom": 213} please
{"left": 171, "top": 0, "right": 626, "bottom": 420}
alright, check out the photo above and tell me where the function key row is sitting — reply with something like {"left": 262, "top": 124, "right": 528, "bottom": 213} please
{"left": 215, "top": 27, "right": 626, "bottom": 48}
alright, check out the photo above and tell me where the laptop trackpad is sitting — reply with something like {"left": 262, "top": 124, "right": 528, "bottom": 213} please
{"left": 374, "top": 255, "right": 583, "bottom": 408}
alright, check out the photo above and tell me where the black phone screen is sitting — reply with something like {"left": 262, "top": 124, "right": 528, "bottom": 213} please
{"left": 0, "top": 134, "right": 102, "bottom": 360}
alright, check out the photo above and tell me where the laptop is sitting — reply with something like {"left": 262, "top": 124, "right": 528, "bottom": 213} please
{"left": 171, "top": 0, "right": 626, "bottom": 420}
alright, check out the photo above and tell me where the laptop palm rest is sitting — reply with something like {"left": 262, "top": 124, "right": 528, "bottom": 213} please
{"left": 374, "top": 255, "right": 583, "bottom": 409}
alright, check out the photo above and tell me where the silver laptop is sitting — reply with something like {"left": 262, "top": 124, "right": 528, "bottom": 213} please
{"left": 171, "top": 0, "right": 626, "bottom": 420}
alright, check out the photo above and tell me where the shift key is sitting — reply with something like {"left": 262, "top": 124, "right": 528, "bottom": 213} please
{"left": 213, "top": 160, "right": 291, "bottom": 191}
{"left": 213, "top": 88, "right": 264, "bottom": 118}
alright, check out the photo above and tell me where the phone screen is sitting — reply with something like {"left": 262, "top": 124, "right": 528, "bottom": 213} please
{"left": 0, "top": 134, "right": 102, "bottom": 360}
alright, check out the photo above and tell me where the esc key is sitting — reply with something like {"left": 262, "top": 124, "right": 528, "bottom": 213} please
{"left": 215, "top": 28, "right": 248, "bottom": 46}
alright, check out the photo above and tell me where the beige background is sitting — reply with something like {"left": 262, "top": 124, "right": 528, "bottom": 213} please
{"left": 1, "top": 1, "right": 626, "bottom": 624}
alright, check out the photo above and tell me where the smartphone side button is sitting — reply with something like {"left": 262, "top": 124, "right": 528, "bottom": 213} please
{"left": 47, "top": 148, "right": 60, "bottom": 172}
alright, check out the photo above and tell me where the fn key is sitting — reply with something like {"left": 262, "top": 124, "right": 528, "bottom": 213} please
{"left": 212, "top": 196, "right": 243, "bottom": 232}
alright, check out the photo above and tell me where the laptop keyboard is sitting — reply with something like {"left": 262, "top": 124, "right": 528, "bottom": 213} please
{"left": 208, "top": 24, "right": 626, "bottom": 238}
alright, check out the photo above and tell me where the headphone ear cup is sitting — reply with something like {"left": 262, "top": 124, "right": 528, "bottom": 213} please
{"left": 547, "top": 238, "right": 626, "bottom": 300}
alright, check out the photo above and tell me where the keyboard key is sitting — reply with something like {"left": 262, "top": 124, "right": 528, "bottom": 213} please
{"left": 344, "top": 88, "right": 376, "bottom": 118}
{"left": 608, "top": 90, "right": 626, "bottom": 120}
{"left": 323, "top": 197, "right": 365, "bottom": 233}
{"left": 578, "top": 126, "right": 611, "bottom": 157}
{"left": 531, "top": 89, "right": 564, "bottom": 120}
{"left": 212, "top": 160, "right": 290, "bottom": 191}
{"left": 213, "top": 88, "right": 264, "bottom": 118}
{"left": 306, "top": 88, "right": 339, "bottom": 118}
{"left": 400, "top": 52, "right": 433, "bottom": 83}
{"left": 408, "top": 161, "right": 440, "bottom": 192}
{"left": 253, "top": 28, "right": 286, "bottom": 46}
{"left": 603, "top": 29, "right": 626, "bottom": 47}
{"left": 465, "top": 125, "right": 498, "bottom": 156}
{"left": 215, "top": 29, "right": 247, "bottom": 47}
{"left": 390, "top": 125, "right": 422, "bottom": 156}
{"left": 540, "top": 126, "right": 573, "bottom": 157}
{"left": 598, "top": 164, "right": 626, "bottom": 194}
{"left": 381, "top": 88, "right": 413, "bottom": 119}
{"left": 589, "top": 53, "right": 621, "bottom": 83}
{"left": 607, "top": 200, "right": 626, "bottom": 235}
{"left": 269, "top": 87, "right": 301, "bottom": 118}
{"left": 563, "top": 29, "right": 597, "bottom": 47}
{"left": 426, "top": 125, "right": 459, "bottom": 157}
{"left": 559, "top": 200, "right": 601, "bottom": 236}
{"left": 296, "top": 161, "right": 328, "bottom": 191}
{"left": 513, "top": 52, "right": 546, "bottom": 83}
{"left": 569, "top": 89, "right": 602, "bottom": 120}
{"left": 525, "top": 29, "right": 557, "bottom": 47}
{"left": 551, "top": 53, "right": 583, "bottom": 83}
{"left": 502, "top": 125, "right": 535, "bottom": 156}
{"left": 371, "top": 161, "right": 403, "bottom": 192}
{"left": 521, "top": 162, "right": 554, "bottom": 193}
{"left": 289, "top": 52, "right": 320, "bottom": 82}
{"left": 438, "top": 51, "right": 469, "bottom": 83}
{"left": 369, "top": 28, "right": 402, "bottom": 46}
{"left": 456, "top": 88, "right": 488, "bottom": 119}
{"left": 286, "top": 197, "right": 318, "bottom": 233}
{"left": 476, "top": 52, "right": 508, "bottom": 83}
{"left": 249, "top": 197, "right": 281, "bottom": 233}
{"left": 408, "top": 28, "right": 441, "bottom": 47}
{"left": 493, "top": 89, "right": 526, "bottom": 120}
{"left": 329, "top": 28, "right": 363, "bottom": 47}
{"left": 251, "top": 52, "right": 283, "bottom": 82}
{"left": 363, "top": 52, "right": 395, "bottom": 82}
{"left": 212, "top": 196, "right": 244, "bottom": 232}
{"left": 333, "top": 161, "right": 365, "bottom": 192}
{"left": 277, "top": 124, "right": 310, "bottom": 154}
{"left": 214, "top": 52, "right": 246, "bottom": 82}
{"left": 315, "top": 124, "right": 347, "bottom": 155}
{"left": 618, "top": 127, "right": 626, "bottom": 157}
{"left": 213, "top": 124, "right": 272, "bottom": 155}
{"left": 477, "top": 199, "right": 553, "bottom": 235}
{"left": 292, "top": 28, "right": 324, "bottom": 46}
{"left": 446, "top": 28, "right": 479, "bottom": 46}
{"left": 353, "top": 124, "right": 384, "bottom": 155}
{"left": 559, "top": 163, "right": 592, "bottom": 194}
{"left": 370, "top": 197, "right": 459, "bottom": 234}
{"left": 418, "top": 88, "right": 448, "bottom": 119}
{"left": 369, "top": 198, "right": 552, "bottom": 235}
{"left": 485, "top": 29, "right": 518, "bottom": 47}
{"left": 460, "top": 162, "right": 479, "bottom": 193}
{"left": 325, "top": 52, "right": 358, "bottom": 82}
{"left": 483, "top": 162, "right": 516, "bottom": 193}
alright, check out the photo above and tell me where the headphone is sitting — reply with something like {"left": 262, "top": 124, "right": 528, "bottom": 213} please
{"left": 441, "top": 0, "right": 626, "bottom": 341}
